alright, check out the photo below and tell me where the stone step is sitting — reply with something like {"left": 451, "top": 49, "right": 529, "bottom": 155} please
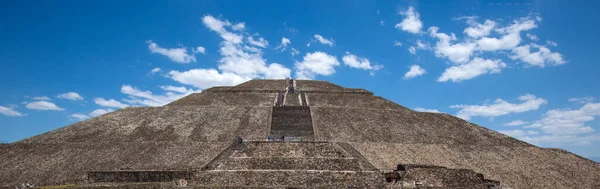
{"left": 270, "top": 130, "right": 314, "bottom": 138}
{"left": 230, "top": 142, "right": 348, "bottom": 158}
{"left": 192, "top": 170, "right": 384, "bottom": 188}
{"left": 216, "top": 157, "right": 362, "bottom": 171}
{"left": 284, "top": 93, "right": 301, "bottom": 106}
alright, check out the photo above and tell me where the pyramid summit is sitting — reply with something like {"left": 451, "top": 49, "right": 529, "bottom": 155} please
{"left": 1, "top": 79, "right": 599, "bottom": 188}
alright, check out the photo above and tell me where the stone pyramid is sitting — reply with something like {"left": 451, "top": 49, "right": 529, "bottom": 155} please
{"left": 1, "top": 79, "right": 599, "bottom": 188}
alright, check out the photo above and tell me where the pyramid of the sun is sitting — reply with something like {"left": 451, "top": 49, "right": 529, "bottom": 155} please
{"left": 1, "top": 79, "right": 599, "bottom": 188}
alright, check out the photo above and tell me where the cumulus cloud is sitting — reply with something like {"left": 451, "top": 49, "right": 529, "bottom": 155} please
{"left": 203, "top": 15, "right": 291, "bottom": 79}
{"left": 26, "top": 101, "right": 64, "bottom": 111}
{"left": 408, "top": 46, "right": 417, "bottom": 54}
{"left": 150, "top": 67, "right": 161, "bottom": 74}
{"left": 70, "top": 108, "right": 115, "bottom": 121}
{"left": 504, "top": 120, "right": 529, "bottom": 126}
{"left": 476, "top": 17, "right": 537, "bottom": 51}
{"left": 451, "top": 94, "right": 547, "bottom": 120}
{"left": 403, "top": 65, "right": 426, "bottom": 79}
{"left": 295, "top": 52, "right": 340, "bottom": 79}
{"left": 202, "top": 15, "right": 243, "bottom": 44}
{"left": 546, "top": 40, "right": 558, "bottom": 47}
{"left": 70, "top": 113, "right": 90, "bottom": 120}
{"left": 526, "top": 33, "right": 539, "bottom": 41}
{"left": 94, "top": 98, "right": 128, "bottom": 108}
{"left": 275, "top": 37, "right": 291, "bottom": 52}
{"left": 342, "top": 52, "right": 382, "bottom": 72}
{"left": 414, "top": 107, "right": 440, "bottom": 113}
{"left": 394, "top": 41, "right": 403, "bottom": 46}
{"left": 121, "top": 85, "right": 195, "bottom": 106}
{"left": 428, "top": 27, "right": 475, "bottom": 63}
{"left": 521, "top": 134, "right": 600, "bottom": 146}
{"left": 511, "top": 44, "right": 565, "bottom": 67}
{"left": 232, "top": 22, "right": 245, "bottom": 31}
{"left": 463, "top": 19, "right": 497, "bottom": 38}
{"left": 313, "top": 34, "right": 335, "bottom": 46}
{"left": 193, "top": 46, "right": 206, "bottom": 54}
{"left": 147, "top": 40, "right": 198, "bottom": 63}
{"left": 505, "top": 102, "right": 600, "bottom": 146}
{"left": 166, "top": 14, "right": 292, "bottom": 90}
{"left": 89, "top": 108, "right": 114, "bottom": 117}
{"left": 569, "top": 97, "right": 594, "bottom": 104}
{"left": 404, "top": 15, "right": 563, "bottom": 82}
{"left": 0, "top": 106, "right": 25, "bottom": 116}
{"left": 56, "top": 92, "right": 83, "bottom": 101}
{"left": 437, "top": 58, "right": 506, "bottom": 82}
{"left": 247, "top": 36, "right": 269, "bottom": 48}
{"left": 291, "top": 48, "right": 300, "bottom": 56}
{"left": 500, "top": 129, "right": 539, "bottom": 138}
{"left": 395, "top": 6, "right": 423, "bottom": 34}
{"left": 169, "top": 69, "right": 251, "bottom": 89}
{"left": 525, "top": 102, "right": 600, "bottom": 135}
{"left": 31, "top": 96, "right": 51, "bottom": 101}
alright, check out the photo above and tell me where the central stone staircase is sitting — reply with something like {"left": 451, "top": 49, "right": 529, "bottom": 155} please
{"left": 270, "top": 106, "right": 314, "bottom": 140}
{"left": 194, "top": 141, "right": 383, "bottom": 188}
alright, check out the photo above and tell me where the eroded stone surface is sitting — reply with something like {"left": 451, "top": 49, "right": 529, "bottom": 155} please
{"left": 2, "top": 79, "right": 600, "bottom": 188}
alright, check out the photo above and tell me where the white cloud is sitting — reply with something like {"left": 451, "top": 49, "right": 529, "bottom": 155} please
{"left": 342, "top": 52, "right": 382, "bottom": 71}
{"left": 403, "top": 65, "right": 426, "bottom": 79}
{"left": 295, "top": 51, "right": 340, "bottom": 79}
{"left": 464, "top": 19, "right": 497, "bottom": 38}
{"left": 0, "top": 106, "right": 25, "bottom": 117}
{"left": 313, "top": 34, "right": 334, "bottom": 46}
{"left": 247, "top": 36, "right": 269, "bottom": 48}
{"left": 476, "top": 17, "right": 537, "bottom": 51}
{"left": 56, "top": 92, "right": 83, "bottom": 101}
{"left": 416, "top": 40, "right": 429, "bottom": 50}
{"left": 291, "top": 48, "right": 300, "bottom": 56}
{"left": 500, "top": 129, "right": 539, "bottom": 138}
{"left": 194, "top": 46, "right": 206, "bottom": 54}
{"left": 395, "top": 6, "right": 423, "bottom": 34}
{"left": 526, "top": 33, "right": 539, "bottom": 41}
{"left": 166, "top": 14, "right": 290, "bottom": 90}
{"left": 414, "top": 107, "right": 440, "bottom": 113}
{"left": 428, "top": 27, "right": 475, "bottom": 63}
{"left": 26, "top": 101, "right": 65, "bottom": 111}
{"left": 504, "top": 120, "right": 529, "bottom": 126}
{"left": 546, "top": 40, "right": 558, "bottom": 47}
{"left": 380, "top": 21, "right": 384, "bottom": 26}
{"left": 437, "top": 58, "right": 506, "bottom": 82}
{"left": 169, "top": 69, "right": 251, "bottom": 89}
{"left": 150, "top": 67, "right": 161, "bottom": 74}
{"left": 70, "top": 108, "right": 115, "bottom": 121}
{"left": 525, "top": 102, "right": 600, "bottom": 135}
{"left": 121, "top": 85, "right": 195, "bottom": 107}
{"left": 160, "top": 85, "right": 191, "bottom": 93}
{"left": 275, "top": 37, "right": 291, "bottom": 52}
{"left": 147, "top": 40, "right": 197, "bottom": 63}
{"left": 31, "top": 96, "right": 51, "bottom": 101}
{"left": 451, "top": 94, "right": 547, "bottom": 120}
{"left": 89, "top": 108, "right": 114, "bottom": 117}
{"left": 232, "top": 22, "right": 245, "bottom": 31}
{"left": 70, "top": 113, "right": 90, "bottom": 120}
{"left": 511, "top": 44, "right": 565, "bottom": 67}
{"left": 94, "top": 98, "right": 128, "bottom": 108}
{"left": 408, "top": 46, "right": 416, "bottom": 54}
{"left": 217, "top": 41, "right": 290, "bottom": 79}
{"left": 202, "top": 15, "right": 243, "bottom": 44}
{"left": 569, "top": 97, "right": 595, "bottom": 104}
{"left": 394, "top": 41, "right": 402, "bottom": 46}
{"left": 521, "top": 134, "right": 600, "bottom": 146}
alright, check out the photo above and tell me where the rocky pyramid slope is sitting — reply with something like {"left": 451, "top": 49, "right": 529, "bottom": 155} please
{"left": 1, "top": 79, "right": 599, "bottom": 188}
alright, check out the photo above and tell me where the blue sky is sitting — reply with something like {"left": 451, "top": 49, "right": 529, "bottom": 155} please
{"left": 1, "top": 0, "right": 600, "bottom": 159}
